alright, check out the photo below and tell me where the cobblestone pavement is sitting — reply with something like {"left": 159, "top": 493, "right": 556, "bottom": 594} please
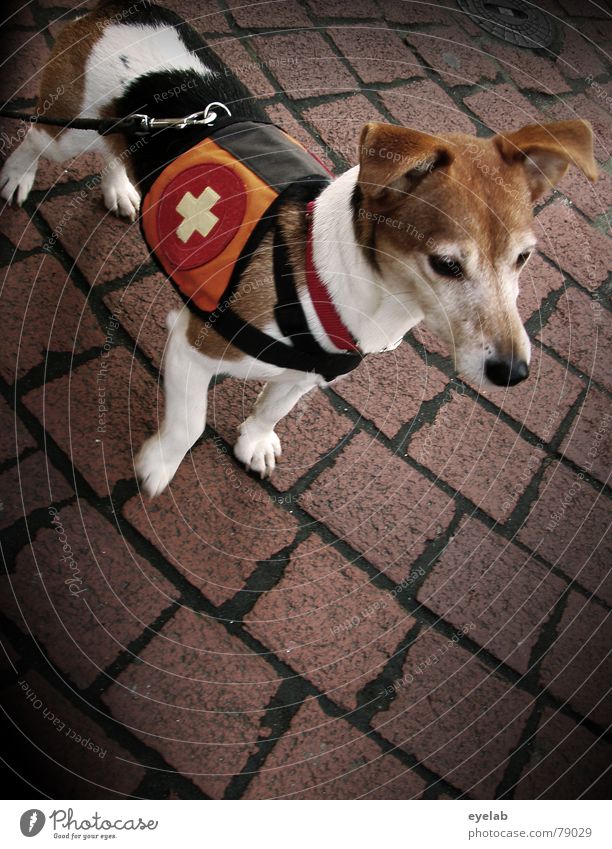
{"left": 0, "top": 0, "right": 610, "bottom": 800}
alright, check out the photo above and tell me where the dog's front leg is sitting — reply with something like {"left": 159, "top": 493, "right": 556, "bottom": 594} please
{"left": 101, "top": 150, "right": 141, "bottom": 222}
{"left": 136, "top": 311, "right": 213, "bottom": 497}
{"left": 234, "top": 376, "right": 318, "bottom": 478}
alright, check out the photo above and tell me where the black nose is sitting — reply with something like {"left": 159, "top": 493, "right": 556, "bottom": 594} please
{"left": 485, "top": 358, "right": 529, "bottom": 387}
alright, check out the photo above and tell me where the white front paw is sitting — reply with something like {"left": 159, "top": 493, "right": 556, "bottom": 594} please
{"left": 234, "top": 428, "right": 281, "bottom": 479}
{"left": 103, "top": 177, "right": 140, "bottom": 221}
{"left": 135, "top": 435, "right": 181, "bottom": 498}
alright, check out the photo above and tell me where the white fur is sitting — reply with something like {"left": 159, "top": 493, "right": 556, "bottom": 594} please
{"left": 84, "top": 23, "right": 215, "bottom": 116}
{"left": 0, "top": 125, "right": 141, "bottom": 219}
{"left": 309, "top": 168, "right": 425, "bottom": 354}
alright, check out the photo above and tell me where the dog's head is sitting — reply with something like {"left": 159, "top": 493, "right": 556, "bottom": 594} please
{"left": 355, "top": 120, "right": 598, "bottom": 387}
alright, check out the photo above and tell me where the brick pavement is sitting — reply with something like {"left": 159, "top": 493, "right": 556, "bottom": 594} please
{"left": 0, "top": 0, "right": 610, "bottom": 800}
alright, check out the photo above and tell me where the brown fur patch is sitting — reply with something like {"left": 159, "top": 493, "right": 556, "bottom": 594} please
{"left": 35, "top": 3, "right": 120, "bottom": 136}
{"left": 351, "top": 121, "right": 599, "bottom": 364}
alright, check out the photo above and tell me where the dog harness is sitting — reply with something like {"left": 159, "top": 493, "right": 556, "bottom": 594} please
{"left": 141, "top": 120, "right": 363, "bottom": 380}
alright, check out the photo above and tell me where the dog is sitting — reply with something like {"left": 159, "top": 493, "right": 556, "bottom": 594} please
{"left": 0, "top": 0, "right": 598, "bottom": 497}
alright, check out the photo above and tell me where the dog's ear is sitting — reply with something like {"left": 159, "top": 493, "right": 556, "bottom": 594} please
{"left": 358, "top": 122, "right": 454, "bottom": 200}
{"left": 494, "top": 120, "right": 598, "bottom": 201}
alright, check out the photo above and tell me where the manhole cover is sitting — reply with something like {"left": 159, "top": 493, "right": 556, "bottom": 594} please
{"left": 456, "top": 0, "right": 555, "bottom": 48}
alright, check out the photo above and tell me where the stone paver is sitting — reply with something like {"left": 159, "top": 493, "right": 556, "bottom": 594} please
{"left": 103, "top": 273, "right": 183, "bottom": 371}
{"left": 537, "top": 287, "right": 612, "bottom": 392}
{"left": 252, "top": 31, "right": 358, "bottom": 99}
{"left": 244, "top": 697, "right": 426, "bottom": 799}
{"left": 2, "top": 671, "right": 145, "bottom": 798}
{"left": 103, "top": 608, "right": 280, "bottom": 798}
{"left": 539, "top": 592, "right": 612, "bottom": 728}
{"left": 517, "top": 254, "right": 565, "bottom": 322}
{"left": 407, "top": 392, "right": 546, "bottom": 523}
{"left": 0, "top": 451, "right": 72, "bottom": 530}
{"left": 0, "top": 503, "right": 178, "bottom": 687}
{"left": 515, "top": 707, "right": 612, "bottom": 799}
{"left": 464, "top": 83, "right": 543, "bottom": 131}
{"left": 124, "top": 440, "right": 300, "bottom": 606}
{"left": 536, "top": 202, "right": 612, "bottom": 291}
{"left": 208, "top": 377, "right": 354, "bottom": 491}
{"left": 0, "top": 254, "right": 104, "bottom": 382}
{"left": 405, "top": 27, "right": 499, "bottom": 87}
{"left": 380, "top": 79, "right": 475, "bottom": 136}
{"left": 518, "top": 462, "right": 612, "bottom": 606}
{"left": 0, "top": 396, "right": 36, "bottom": 465}
{"left": 331, "top": 342, "right": 448, "bottom": 439}
{"left": 245, "top": 534, "right": 413, "bottom": 710}
{"left": 304, "top": 94, "right": 385, "bottom": 165}
{"left": 23, "top": 348, "right": 158, "bottom": 498}
{"left": 329, "top": 26, "right": 425, "bottom": 84}
{"left": 417, "top": 516, "right": 566, "bottom": 674}
{"left": 41, "top": 193, "right": 150, "bottom": 285}
{"left": 560, "top": 388, "right": 611, "bottom": 484}
{"left": 372, "top": 629, "right": 534, "bottom": 797}
{"left": 301, "top": 432, "right": 456, "bottom": 586}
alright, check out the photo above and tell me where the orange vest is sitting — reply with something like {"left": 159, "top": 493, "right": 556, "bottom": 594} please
{"left": 141, "top": 121, "right": 330, "bottom": 314}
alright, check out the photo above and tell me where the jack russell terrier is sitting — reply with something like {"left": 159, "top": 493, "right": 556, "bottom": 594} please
{"left": 0, "top": 0, "right": 598, "bottom": 497}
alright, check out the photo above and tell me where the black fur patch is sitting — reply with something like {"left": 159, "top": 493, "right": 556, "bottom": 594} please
{"left": 108, "top": 2, "right": 267, "bottom": 193}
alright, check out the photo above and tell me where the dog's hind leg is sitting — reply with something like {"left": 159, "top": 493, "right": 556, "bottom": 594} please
{"left": 136, "top": 310, "right": 213, "bottom": 498}
{"left": 234, "top": 376, "right": 318, "bottom": 478}
{"left": 0, "top": 126, "right": 50, "bottom": 206}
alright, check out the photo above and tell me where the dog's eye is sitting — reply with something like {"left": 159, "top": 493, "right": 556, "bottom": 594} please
{"left": 429, "top": 254, "right": 464, "bottom": 279}
{"left": 516, "top": 251, "right": 532, "bottom": 268}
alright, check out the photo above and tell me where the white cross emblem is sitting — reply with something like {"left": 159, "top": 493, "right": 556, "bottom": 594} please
{"left": 175, "top": 186, "right": 221, "bottom": 243}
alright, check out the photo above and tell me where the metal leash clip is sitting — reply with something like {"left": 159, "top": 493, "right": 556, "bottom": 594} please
{"left": 173, "top": 101, "right": 232, "bottom": 129}
{"left": 132, "top": 101, "right": 233, "bottom": 134}
{"left": 101, "top": 102, "right": 233, "bottom": 136}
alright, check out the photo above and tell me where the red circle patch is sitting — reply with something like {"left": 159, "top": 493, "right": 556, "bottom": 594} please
{"left": 156, "top": 163, "right": 247, "bottom": 270}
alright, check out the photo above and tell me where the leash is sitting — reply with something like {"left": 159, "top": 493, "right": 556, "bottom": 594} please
{"left": 0, "top": 101, "right": 232, "bottom": 137}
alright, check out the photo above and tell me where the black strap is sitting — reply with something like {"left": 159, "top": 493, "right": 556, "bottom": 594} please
{"left": 220, "top": 175, "right": 330, "bottom": 306}
{"left": 273, "top": 224, "right": 324, "bottom": 355}
{"left": 211, "top": 306, "right": 362, "bottom": 381}
{"left": 216, "top": 180, "right": 363, "bottom": 381}
{"left": 146, "top": 200, "right": 362, "bottom": 380}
